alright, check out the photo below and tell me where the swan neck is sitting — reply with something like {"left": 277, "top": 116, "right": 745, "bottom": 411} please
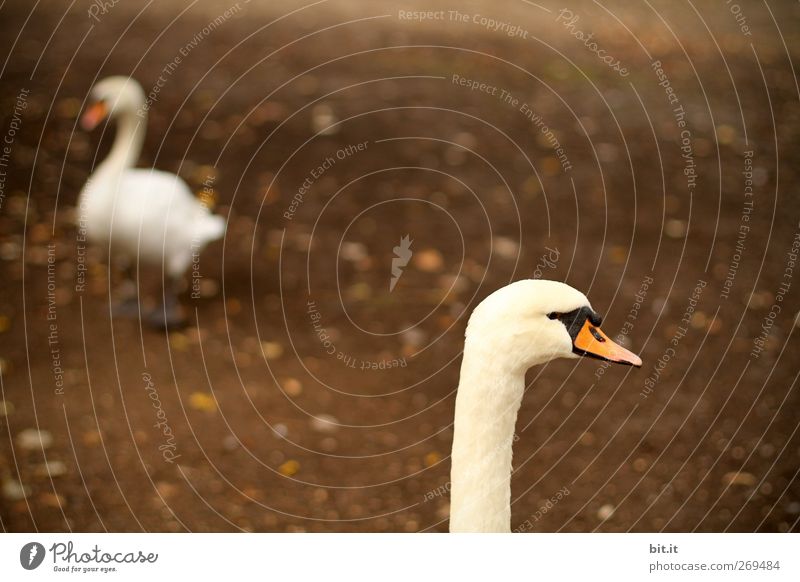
{"left": 450, "top": 340, "right": 525, "bottom": 532}
{"left": 101, "top": 109, "right": 145, "bottom": 172}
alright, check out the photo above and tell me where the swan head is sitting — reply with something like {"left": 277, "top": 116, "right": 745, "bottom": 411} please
{"left": 80, "top": 76, "right": 145, "bottom": 130}
{"left": 465, "top": 279, "right": 642, "bottom": 371}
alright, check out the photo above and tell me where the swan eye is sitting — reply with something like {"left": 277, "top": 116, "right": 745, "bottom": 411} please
{"left": 547, "top": 312, "right": 561, "bottom": 320}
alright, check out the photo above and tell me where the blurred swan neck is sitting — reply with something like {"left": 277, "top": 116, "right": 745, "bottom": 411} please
{"left": 101, "top": 110, "right": 145, "bottom": 173}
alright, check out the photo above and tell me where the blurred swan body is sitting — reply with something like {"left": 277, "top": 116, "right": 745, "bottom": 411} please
{"left": 450, "top": 280, "right": 642, "bottom": 532}
{"left": 79, "top": 76, "right": 225, "bottom": 278}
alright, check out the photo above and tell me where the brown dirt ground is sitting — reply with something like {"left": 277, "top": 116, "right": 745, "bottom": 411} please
{"left": 1, "top": 0, "right": 799, "bottom": 532}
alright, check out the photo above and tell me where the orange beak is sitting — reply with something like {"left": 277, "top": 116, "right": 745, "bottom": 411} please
{"left": 80, "top": 101, "right": 107, "bottom": 131}
{"left": 572, "top": 319, "right": 642, "bottom": 367}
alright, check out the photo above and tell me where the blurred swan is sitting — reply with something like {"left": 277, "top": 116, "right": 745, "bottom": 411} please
{"left": 450, "top": 279, "right": 642, "bottom": 532}
{"left": 78, "top": 76, "right": 225, "bottom": 327}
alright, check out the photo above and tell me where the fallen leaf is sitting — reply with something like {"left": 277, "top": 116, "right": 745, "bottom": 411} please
{"left": 278, "top": 460, "right": 300, "bottom": 476}
{"left": 424, "top": 452, "right": 441, "bottom": 467}
{"left": 189, "top": 392, "right": 217, "bottom": 413}
{"left": 262, "top": 342, "right": 284, "bottom": 360}
{"left": 415, "top": 249, "right": 444, "bottom": 273}
{"left": 722, "top": 471, "right": 756, "bottom": 487}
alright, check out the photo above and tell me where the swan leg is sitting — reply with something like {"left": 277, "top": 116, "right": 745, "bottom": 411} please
{"left": 147, "top": 276, "right": 186, "bottom": 330}
{"left": 111, "top": 260, "right": 140, "bottom": 317}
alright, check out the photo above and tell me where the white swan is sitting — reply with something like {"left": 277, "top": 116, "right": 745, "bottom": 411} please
{"left": 450, "top": 279, "right": 642, "bottom": 532}
{"left": 78, "top": 76, "right": 225, "bottom": 327}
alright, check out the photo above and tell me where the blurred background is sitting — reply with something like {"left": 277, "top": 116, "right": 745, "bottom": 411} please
{"left": 1, "top": 0, "right": 799, "bottom": 532}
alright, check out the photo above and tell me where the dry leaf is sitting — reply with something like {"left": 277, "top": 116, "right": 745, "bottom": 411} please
{"left": 189, "top": 392, "right": 217, "bottom": 413}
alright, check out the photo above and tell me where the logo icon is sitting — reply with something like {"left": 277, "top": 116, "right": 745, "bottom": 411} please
{"left": 20, "top": 542, "right": 46, "bottom": 570}
{"left": 389, "top": 235, "right": 413, "bottom": 292}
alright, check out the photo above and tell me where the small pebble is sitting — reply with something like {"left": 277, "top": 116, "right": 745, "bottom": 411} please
{"left": 596, "top": 142, "right": 619, "bottom": 163}
{"left": 189, "top": 392, "right": 217, "bottom": 413}
{"left": 262, "top": 342, "right": 284, "bottom": 360}
{"left": 278, "top": 459, "right": 300, "bottom": 476}
{"left": 311, "top": 103, "right": 338, "bottom": 136}
{"left": 400, "top": 327, "right": 427, "bottom": 348}
{"left": 2, "top": 478, "right": 30, "bottom": 500}
{"left": 16, "top": 428, "right": 54, "bottom": 451}
{"left": 608, "top": 246, "right": 627, "bottom": 264}
{"left": 0, "top": 241, "right": 21, "bottom": 261}
{"left": 747, "top": 291, "right": 772, "bottom": 310}
{"left": 424, "top": 452, "right": 441, "bottom": 467}
{"left": 597, "top": 504, "right": 615, "bottom": 520}
{"left": 759, "top": 443, "right": 775, "bottom": 458}
{"left": 310, "top": 414, "right": 339, "bottom": 433}
{"left": 198, "top": 278, "right": 219, "bottom": 298}
{"left": 40, "top": 492, "right": 65, "bottom": 508}
{"left": 226, "top": 298, "right": 242, "bottom": 315}
{"left": 168, "top": 332, "right": 189, "bottom": 352}
{"left": 282, "top": 378, "right": 303, "bottom": 397}
{"left": 722, "top": 471, "right": 756, "bottom": 487}
{"left": 156, "top": 481, "right": 178, "bottom": 499}
{"left": 346, "top": 283, "right": 372, "bottom": 301}
{"left": 665, "top": 219, "right": 687, "bottom": 239}
{"left": 414, "top": 249, "right": 444, "bottom": 273}
{"left": 222, "top": 435, "right": 240, "bottom": 451}
{"left": 0, "top": 400, "right": 14, "bottom": 417}
{"left": 35, "top": 460, "right": 67, "bottom": 477}
{"left": 340, "top": 242, "right": 367, "bottom": 263}
{"left": 493, "top": 237, "right": 519, "bottom": 260}
{"left": 452, "top": 132, "right": 477, "bottom": 149}
{"left": 716, "top": 124, "right": 736, "bottom": 145}
{"left": 56, "top": 97, "right": 82, "bottom": 118}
